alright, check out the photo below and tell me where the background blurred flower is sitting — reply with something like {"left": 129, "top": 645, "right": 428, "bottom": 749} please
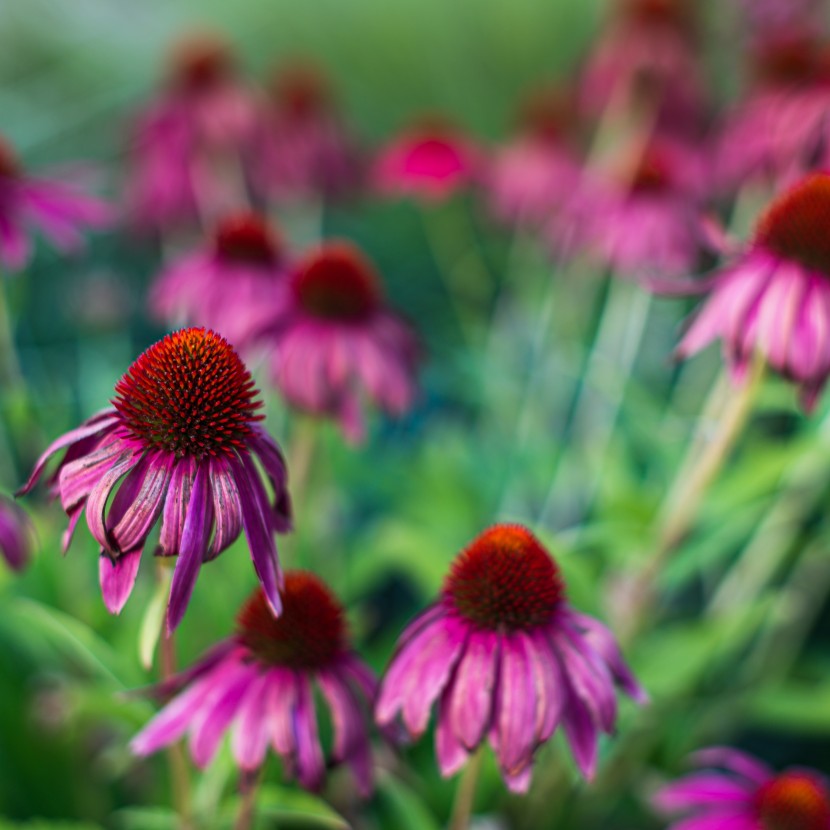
{"left": 0, "top": 494, "right": 33, "bottom": 572}
{"left": 376, "top": 524, "right": 646, "bottom": 793}
{"left": 132, "top": 574, "right": 377, "bottom": 795}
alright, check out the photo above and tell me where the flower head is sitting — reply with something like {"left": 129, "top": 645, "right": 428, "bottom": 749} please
{"left": 0, "top": 495, "right": 33, "bottom": 572}
{"left": 0, "top": 134, "right": 111, "bottom": 272}
{"left": 678, "top": 172, "right": 830, "bottom": 409}
{"left": 18, "top": 328, "right": 291, "bottom": 630}
{"left": 131, "top": 574, "right": 377, "bottom": 794}
{"left": 653, "top": 746, "right": 830, "bottom": 830}
{"left": 257, "top": 240, "right": 419, "bottom": 442}
{"left": 375, "top": 524, "right": 646, "bottom": 793}
{"left": 150, "top": 211, "right": 288, "bottom": 348}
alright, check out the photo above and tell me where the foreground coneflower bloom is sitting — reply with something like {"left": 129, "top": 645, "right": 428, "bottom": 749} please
{"left": 0, "top": 135, "right": 111, "bottom": 272}
{"left": 375, "top": 524, "right": 646, "bottom": 793}
{"left": 677, "top": 172, "right": 830, "bottom": 409}
{"left": 257, "top": 240, "right": 419, "bottom": 442}
{"left": 18, "top": 328, "right": 291, "bottom": 629}
{"left": 0, "top": 495, "right": 33, "bottom": 572}
{"left": 132, "top": 574, "right": 377, "bottom": 794}
{"left": 150, "top": 211, "right": 289, "bottom": 348}
{"left": 374, "top": 119, "right": 481, "bottom": 202}
{"left": 653, "top": 746, "right": 830, "bottom": 830}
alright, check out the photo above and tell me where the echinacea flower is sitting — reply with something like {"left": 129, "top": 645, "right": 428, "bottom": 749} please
{"left": 0, "top": 134, "right": 111, "bottom": 272}
{"left": 250, "top": 59, "right": 359, "bottom": 203}
{"left": 150, "top": 211, "right": 289, "bottom": 349}
{"left": 677, "top": 171, "right": 830, "bottom": 409}
{"left": 257, "top": 240, "right": 419, "bottom": 442}
{"left": 375, "top": 524, "right": 646, "bottom": 793}
{"left": 738, "top": 0, "right": 822, "bottom": 37}
{"left": 132, "top": 574, "right": 377, "bottom": 795}
{"left": 0, "top": 495, "right": 33, "bottom": 572}
{"left": 374, "top": 118, "right": 481, "bottom": 202}
{"left": 17, "top": 327, "right": 291, "bottom": 630}
{"left": 653, "top": 746, "right": 830, "bottom": 830}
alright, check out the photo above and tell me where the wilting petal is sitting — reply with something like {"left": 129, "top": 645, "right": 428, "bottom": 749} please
{"left": 495, "top": 632, "right": 537, "bottom": 775}
{"left": 249, "top": 426, "right": 292, "bottom": 533}
{"left": 447, "top": 628, "right": 499, "bottom": 750}
{"left": 435, "top": 688, "right": 469, "bottom": 777}
{"left": 230, "top": 671, "right": 271, "bottom": 770}
{"left": 561, "top": 681, "right": 598, "bottom": 780}
{"left": 99, "top": 549, "right": 143, "bottom": 614}
{"left": 158, "top": 457, "right": 196, "bottom": 556}
{"left": 85, "top": 448, "right": 143, "bottom": 552}
{"left": 293, "top": 675, "right": 325, "bottom": 791}
{"left": 526, "top": 628, "right": 566, "bottom": 742}
{"left": 265, "top": 668, "right": 298, "bottom": 756}
{"left": 57, "top": 435, "right": 126, "bottom": 513}
{"left": 205, "top": 455, "right": 242, "bottom": 560}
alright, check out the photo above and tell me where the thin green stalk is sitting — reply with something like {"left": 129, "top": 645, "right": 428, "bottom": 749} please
{"left": 233, "top": 769, "right": 262, "bottom": 830}
{"left": 448, "top": 747, "right": 484, "bottom": 830}
{"left": 0, "top": 275, "right": 22, "bottom": 387}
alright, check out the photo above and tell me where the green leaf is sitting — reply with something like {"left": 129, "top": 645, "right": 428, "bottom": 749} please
{"left": 111, "top": 808, "right": 179, "bottom": 830}
{"left": 218, "top": 785, "right": 351, "bottom": 829}
{"left": 749, "top": 681, "right": 830, "bottom": 733}
{"left": 374, "top": 773, "right": 441, "bottom": 830}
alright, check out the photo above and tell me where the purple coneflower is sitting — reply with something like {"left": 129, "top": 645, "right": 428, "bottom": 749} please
{"left": 677, "top": 171, "right": 830, "bottom": 410}
{"left": 257, "top": 240, "right": 419, "bottom": 442}
{"left": 0, "top": 495, "right": 33, "bottom": 572}
{"left": 150, "top": 211, "right": 289, "bottom": 349}
{"left": 653, "top": 746, "right": 830, "bottom": 830}
{"left": 0, "top": 134, "right": 111, "bottom": 272}
{"left": 375, "top": 524, "right": 646, "bottom": 793}
{"left": 18, "top": 327, "right": 291, "bottom": 629}
{"left": 738, "top": 0, "right": 822, "bottom": 38}
{"left": 132, "top": 573, "right": 377, "bottom": 795}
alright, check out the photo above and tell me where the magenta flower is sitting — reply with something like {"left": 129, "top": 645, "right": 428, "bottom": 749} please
{"left": 0, "top": 134, "right": 111, "bottom": 272}
{"left": 132, "top": 573, "right": 377, "bottom": 795}
{"left": 150, "top": 211, "right": 289, "bottom": 349}
{"left": 0, "top": 495, "right": 33, "bottom": 572}
{"left": 653, "top": 746, "right": 830, "bottom": 830}
{"left": 738, "top": 0, "right": 822, "bottom": 36}
{"left": 375, "top": 524, "right": 646, "bottom": 793}
{"left": 18, "top": 328, "right": 291, "bottom": 630}
{"left": 374, "top": 119, "right": 481, "bottom": 202}
{"left": 677, "top": 172, "right": 830, "bottom": 410}
{"left": 250, "top": 60, "right": 359, "bottom": 204}
{"left": 257, "top": 240, "right": 419, "bottom": 442}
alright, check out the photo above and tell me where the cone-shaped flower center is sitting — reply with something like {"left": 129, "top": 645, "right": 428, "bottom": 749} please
{"left": 237, "top": 574, "right": 347, "bottom": 670}
{"left": 273, "top": 62, "right": 330, "bottom": 119}
{"left": 755, "top": 173, "right": 830, "bottom": 275}
{"left": 171, "top": 34, "right": 233, "bottom": 93}
{"left": 402, "top": 131, "right": 468, "bottom": 181}
{"left": 214, "top": 212, "right": 281, "bottom": 267}
{"left": 629, "top": 149, "right": 672, "bottom": 194}
{"left": 444, "top": 524, "right": 565, "bottom": 630}
{"left": 293, "top": 241, "right": 381, "bottom": 322}
{"left": 755, "top": 773, "right": 830, "bottom": 830}
{"left": 624, "top": 0, "right": 688, "bottom": 27}
{"left": 113, "top": 328, "right": 262, "bottom": 459}
{"left": 0, "top": 136, "right": 19, "bottom": 179}
{"left": 754, "top": 35, "right": 826, "bottom": 87}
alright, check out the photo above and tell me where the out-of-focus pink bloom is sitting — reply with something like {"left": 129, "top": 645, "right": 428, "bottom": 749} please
{"left": 150, "top": 211, "right": 289, "bottom": 349}
{"left": 570, "top": 137, "right": 712, "bottom": 281}
{"left": 125, "top": 33, "right": 260, "bottom": 231}
{"left": 374, "top": 118, "right": 481, "bottom": 202}
{"left": 653, "top": 746, "right": 830, "bottom": 830}
{"left": 677, "top": 172, "right": 830, "bottom": 410}
{"left": 579, "top": 0, "right": 706, "bottom": 137}
{"left": 376, "top": 524, "right": 646, "bottom": 793}
{"left": 250, "top": 60, "right": 359, "bottom": 203}
{"left": 0, "top": 495, "right": 33, "bottom": 572}
{"left": 487, "top": 87, "right": 583, "bottom": 228}
{"left": 18, "top": 328, "right": 291, "bottom": 630}
{"left": 738, "top": 0, "right": 822, "bottom": 36}
{"left": 0, "top": 135, "right": 111, "bottom": 272}
{"left": 132, "top": 574, "right": 377, "bottom": 794}
{"left": 257, "top": 240, "right": 419, "bottom": 443}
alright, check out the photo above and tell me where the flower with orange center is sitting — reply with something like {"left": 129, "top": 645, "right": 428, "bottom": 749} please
{"left": 150, "top": 211, "right": 289, "bottom": 349}
{"left": 654, "top": 746, "right": 830, "bottom": 830}
{"left": 257, "top": 240, "right": 420, "bottom": 443}
{"left": 18, "top": 328, "right": 291, "bottom": 630}
{"left": 132, "top": 573, "right": 377, "bottom": 794}
{"left": 375, "top": 524, "right": 646, "bottom": 793}
{"left": 678, "top": 172, "right": 830, "bottom": 409}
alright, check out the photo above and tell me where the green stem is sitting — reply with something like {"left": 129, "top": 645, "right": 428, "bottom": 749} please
{"left": 447, "top": 747, "right": 484, "bottom": 830}
{"left": 233, "top": 769, "right": 262, "bottom": 830}
{"left": 0, "top": 275, "right": 22, "bottom": 388}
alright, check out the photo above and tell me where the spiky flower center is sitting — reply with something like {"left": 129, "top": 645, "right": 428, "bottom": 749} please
{"left": 237, "top": 574, "right": 347, "bottom": 670}
{"left": 629, "top": 149, "right": 672, "bottom": 194}
{"left": 273, "top": 62, "right": 330, "bottom": 119}
{"left": 755, "top": 773, "right": 830, "bottom": 830}
{"left": 213, "top": 212, "right": 281, "bottom": 267}
{"left": 113, "top": 328, "right": 262, "bottom": 459}
{"left": 755, "top": 173, "right": 830, "bottom": 276}
{"left": 171, "top": 34, "right": 233, "bottom": 93}
{"left": 443, "top": 524, "right": 565, "bottom": 631}
{"left": 0, "top": 136, "right": 19, "bottom": 179}
{"left": 625, "top": 0, "right": 688, "bottom": 27}
{"left": 293, "top": 241, "right": 381, "bottom": 322}
{"left": 754, "top": 36, "right": 830, "bottom": 88}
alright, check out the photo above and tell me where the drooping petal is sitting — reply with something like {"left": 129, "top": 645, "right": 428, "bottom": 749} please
{"left": 265, "top": 668, "right": 298, "bottom": 757}
{"left": 230, "top": 671, "right": 272, "bottom": 770}
{"left": 293, "top": 674, "right": 326, "bottom": 791}
{"left": 158, "top": 457, "right": 196, "bottom": 557}
{"left": 495, "top": 632, "right": 538, "bottom": 776}
{"left": 56, "top": 435, "right": 127, "bottom": 513}
{"left": 653, "top": 773, "right": 755, "bottom": 813}
{"left": 99, "top": 548, "right": 143, "bottom": 614}
{"left": 690, "top": 747, "right": 773, "bottom": 785}
{"left": 561, "top": 679, "right": 599, "bottom": 780}
{"left": 204, "top": 455, "right": 242, "bottom": 560}
{"left": 526, "top": 627, "right": 566, "bottom": 743}
{"left": 249, "top": 426, "right": 292, "bottom": 533}
{"left": 435, "top": 688, "right": 469, "bottom": 778}
{"left": 84, "top": 448, "right": 144, "bottom": 552}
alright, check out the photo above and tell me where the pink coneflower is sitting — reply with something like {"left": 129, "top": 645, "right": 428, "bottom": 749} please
{"left": 0, "top": 495, "right": 33, "bottom": 572}
{"left": 374, "top": 118, "right": 481, "bottom": 202}
{"left": 375, "top": 524, "right": 646, "bottom": 793}
{"left": 150, "top": 211, "right": 289, "bottom": 349}
{"left": 257, "top": 240, "right": 419, "bottom": 442}
{"left": 126, "top": 33, "right": 259, "bottom": 231}
{"left": 677, "top": 171, "right": 830, "bottom": 410}
{"left": 132, "top": 574, "right": 377, "bottom": 794}
{"left": 0, "top": 135, "right": 111, "bottom": 272}
{"left": 487, "top": 87, "right": 583, "bottom": 228}
{"left": 653, "top": 746, "right": 830, "bottom": 830}
{"left": 251, "top": 60, "right": 358, "bottom": 203}
{"left": 738, "top": 0, "right": 822, "bottom": 35}
{"left": 17, "top": 328, "right": 291, "bottom": 629}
